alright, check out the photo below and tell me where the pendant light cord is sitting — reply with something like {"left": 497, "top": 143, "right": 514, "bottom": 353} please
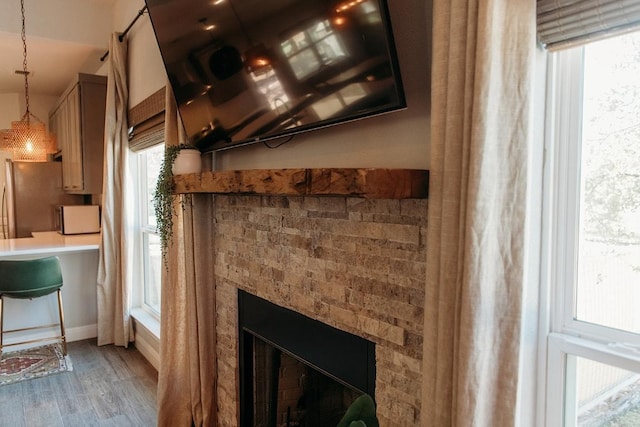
{"left": 20, "top": 0, "right": 31, "bottom": 121}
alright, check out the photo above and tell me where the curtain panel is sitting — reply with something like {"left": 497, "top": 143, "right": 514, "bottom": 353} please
{"left": 97, "top": 32, "right": 134, "bottom": 347}
{"left": 422, "top": 0, "right": 536, "bottom": 425}
{"left": 156, "top": 86, "right": 216, "bottom": 427}
{"left": 538, "top": 0, "right": 640, "bottom": 50}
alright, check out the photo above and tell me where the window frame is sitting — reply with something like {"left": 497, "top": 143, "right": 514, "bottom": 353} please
{"left": 132, "top": 143, "right": 163, "bottom": 320}
{"left": 542, "top": 35, "right": 640, "bottom": 427}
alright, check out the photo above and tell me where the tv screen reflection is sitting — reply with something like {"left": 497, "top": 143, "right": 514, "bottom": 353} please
{"left": 146, "top": 0, "right": 405, "bottom": 151}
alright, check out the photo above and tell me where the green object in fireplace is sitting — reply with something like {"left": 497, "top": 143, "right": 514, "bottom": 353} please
{"left": 336, "top": 394, "right": 379, "bottom": 427}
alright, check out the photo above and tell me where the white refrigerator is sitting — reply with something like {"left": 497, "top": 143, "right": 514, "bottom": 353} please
{"left": 2, "top": 160, "right": 84, "bottom": 238}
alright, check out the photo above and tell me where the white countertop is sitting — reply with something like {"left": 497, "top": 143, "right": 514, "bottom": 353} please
{"left": 0, "top": 231, "right": 101, "bottom": 257}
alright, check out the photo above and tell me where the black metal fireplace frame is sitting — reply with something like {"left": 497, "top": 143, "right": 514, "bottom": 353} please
{"left": 238, "top": 290, "right": 376, "bottom": 426}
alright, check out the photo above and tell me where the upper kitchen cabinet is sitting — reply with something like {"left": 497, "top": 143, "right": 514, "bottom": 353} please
{"left": 49, "top": 73, "right": 107, "bottom": 195}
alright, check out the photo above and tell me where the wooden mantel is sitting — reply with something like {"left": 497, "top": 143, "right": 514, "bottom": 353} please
{"left": 173, "top": 168, "right": 429, "bottom": 199}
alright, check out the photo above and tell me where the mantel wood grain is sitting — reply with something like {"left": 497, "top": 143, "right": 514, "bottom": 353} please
{"left": 172, "top": 169, "right": 429, "bottom": 199}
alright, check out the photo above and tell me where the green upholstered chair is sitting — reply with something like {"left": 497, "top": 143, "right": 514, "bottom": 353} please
{"left": 0, "top": 256, "right": 67, "bottom": 356}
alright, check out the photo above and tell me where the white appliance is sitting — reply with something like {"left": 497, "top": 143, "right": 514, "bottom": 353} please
{"left": 57, "top": 205, "right": 101, "bottom": 235}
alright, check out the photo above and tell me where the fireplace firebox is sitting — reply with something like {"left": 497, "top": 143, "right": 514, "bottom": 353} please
{"left": 238, "top": 291, "right": 376, "bottom": 426}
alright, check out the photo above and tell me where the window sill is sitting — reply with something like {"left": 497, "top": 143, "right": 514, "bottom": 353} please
{"left": 131, "top": 307, "right": 160, "bottom": 340}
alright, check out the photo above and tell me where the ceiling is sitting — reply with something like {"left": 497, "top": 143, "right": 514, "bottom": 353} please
{"left": 0, "top": 0, "right": 116, "bottom": 97}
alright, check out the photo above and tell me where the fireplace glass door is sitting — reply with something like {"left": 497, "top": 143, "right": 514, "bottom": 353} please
{"left": 250, "top": 333, "right": 364, "bottom": 426}
{"left": 238, "top": 290, "right": 376, "bottom": 427}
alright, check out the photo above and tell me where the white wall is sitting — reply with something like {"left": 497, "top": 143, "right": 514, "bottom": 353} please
{"left": 110, "top": 1, "right": 167, "bottom": 108}
{"left": 0, "top": 93, "right": 56, "bottom": 127}
{"left": 24, "top": 94, "right": 59, "bottom": 126}
{"left": 0, "top": 0, "right": 113, "bottom": 47}
{"left": 0, "top": 94, "right": 20, "bottom": 129}
{"left": 114, "top": 0, "right": 431, "bottom": 170}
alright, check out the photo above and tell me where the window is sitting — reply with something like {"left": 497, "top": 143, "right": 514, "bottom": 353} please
{"left": 281, "top": 20, "right": 347, "bottom": 80}
{"left": 134, "top": 143, "right": 164, "bottom": 317}
{"left": 543, "top": 31, "right": 640, "bottom": 426}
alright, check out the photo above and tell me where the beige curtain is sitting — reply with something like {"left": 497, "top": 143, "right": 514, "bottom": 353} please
{"left": 157, "top": 86, "right": 216, "bottom": 426}
{"left": 422, "top": 1, "right": 535, "bottom": 425}
{"left": 97, "top": 32, "right": 134, "bottom": 347}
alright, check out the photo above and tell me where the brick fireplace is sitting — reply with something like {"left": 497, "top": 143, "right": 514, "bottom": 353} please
{"left": 211, "top": 193, "right": 427, "bottom": 426}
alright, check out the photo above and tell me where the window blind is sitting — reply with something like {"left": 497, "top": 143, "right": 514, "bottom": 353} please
{"left": 128, "top": 87, "right": 166, "bottom": 152}
{"left": 537, "top": 0, "right": 640, "bottom": 50}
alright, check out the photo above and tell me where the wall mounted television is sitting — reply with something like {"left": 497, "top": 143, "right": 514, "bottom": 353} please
{"left": 145, "top": 0, "right": 406, "bottom": 152}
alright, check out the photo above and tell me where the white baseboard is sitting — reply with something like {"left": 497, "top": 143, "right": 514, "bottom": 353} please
{"left": 67, "top": 324, "right": 98, "bottom": 342}
{"left": 2, "top": 324, "right": 97, "bottom": 352}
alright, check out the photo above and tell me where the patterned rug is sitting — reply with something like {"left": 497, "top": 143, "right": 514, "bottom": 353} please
{"left": 0, "top": 343, "right": 72, "bottom": 387}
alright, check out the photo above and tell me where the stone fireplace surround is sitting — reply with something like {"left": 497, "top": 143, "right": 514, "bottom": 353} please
{"left": 210, "top": 192, "right": 428, "bottom": 426}
{"left": 212, "top": 195, "right": 427, "bottom": 427}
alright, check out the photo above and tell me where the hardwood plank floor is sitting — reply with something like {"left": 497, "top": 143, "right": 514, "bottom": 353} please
{"left": 0, "top": 339, "right": 158, "bottom": 426}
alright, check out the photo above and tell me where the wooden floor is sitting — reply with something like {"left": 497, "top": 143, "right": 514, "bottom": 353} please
{"left": 0, "top": 339, "right": 158, "bottom": 426}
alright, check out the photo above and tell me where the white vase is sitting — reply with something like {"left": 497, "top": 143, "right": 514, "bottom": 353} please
{"left": 172, "top": 149, "right": 202, "bottom": 175}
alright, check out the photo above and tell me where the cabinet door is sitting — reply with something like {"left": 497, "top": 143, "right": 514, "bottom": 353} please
{"left": 63, "top": 85, "right": 84, "bottom": 192}
{"left": 50, "top": 74, "right": 106, "bottom": 195}
{"left": 49, "top": 106, "right": 63, "bottom": 153}
{"left": 59, "top": 95, "right": 73, "bottom": 190}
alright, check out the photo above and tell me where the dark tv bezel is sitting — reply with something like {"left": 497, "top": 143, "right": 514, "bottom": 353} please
{"left": 145, "top": 0, "right": 407, "bottom": 152}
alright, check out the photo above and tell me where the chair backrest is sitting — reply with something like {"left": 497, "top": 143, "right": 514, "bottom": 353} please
{"left": 0, "top": 256, "right": 64, "bottom": 299}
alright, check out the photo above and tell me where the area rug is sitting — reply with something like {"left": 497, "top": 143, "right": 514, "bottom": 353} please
{"left": 0, "top": 343, "right": 72, "bottom": 387}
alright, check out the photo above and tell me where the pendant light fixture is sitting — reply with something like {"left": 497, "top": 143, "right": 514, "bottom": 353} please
{"left": 0, "top": 0, "right": 56, "bottom": 162}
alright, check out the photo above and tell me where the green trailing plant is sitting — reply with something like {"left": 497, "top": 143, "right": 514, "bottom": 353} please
{"left": 153, "top": 143, "right": 196, "bottom": 266}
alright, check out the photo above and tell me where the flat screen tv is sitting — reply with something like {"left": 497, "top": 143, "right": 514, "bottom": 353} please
{"left": 145, "top": 0, "right": 406, "bottom": 152}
